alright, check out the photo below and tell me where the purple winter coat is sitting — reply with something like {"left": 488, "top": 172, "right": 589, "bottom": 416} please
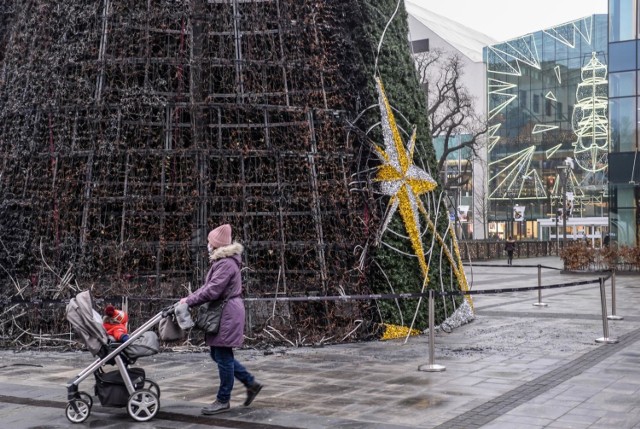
{"left": 185, "top": 242, "right": 245, "bottom": 348}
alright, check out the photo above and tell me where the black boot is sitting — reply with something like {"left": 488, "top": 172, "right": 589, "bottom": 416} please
{"left": 244, "top": 382, "right": 263, "bottom": 406}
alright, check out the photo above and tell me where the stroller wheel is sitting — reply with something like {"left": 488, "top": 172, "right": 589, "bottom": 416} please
{"left": 127, "top": 389, "right": 160, "bottom": 422}
{"left": 144, "top": 379, "right": 161, "bottom": 398}
{"left": 65, "top": 399, "right": 90, "bottom": 423}
{"left": 78, "top": 391, "right": 93, "bottom": 409}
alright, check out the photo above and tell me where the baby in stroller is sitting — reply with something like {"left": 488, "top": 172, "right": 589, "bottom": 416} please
{"left": 102, "top": 304, "right": 130, "bottom": 343}
{"left": 64, "top": 290, "right": 169, "bottom": 424}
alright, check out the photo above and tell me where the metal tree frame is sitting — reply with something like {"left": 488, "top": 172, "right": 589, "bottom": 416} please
{"left": 0, "top": 1, "right": 383, "bottom": 346}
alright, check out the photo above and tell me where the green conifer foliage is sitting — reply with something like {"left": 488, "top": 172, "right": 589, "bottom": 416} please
{"left": 350, "top": 0, "right": 464, "bottom": 330}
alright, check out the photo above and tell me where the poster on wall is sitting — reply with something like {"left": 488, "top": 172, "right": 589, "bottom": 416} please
{"left": 513, "top": 205, "right": 525, "bottom": 222}
{"left": 457, "top": 205, "right": 469, "bottom": 222}
{"left": 566, "top": 192, "right": 574, "bottom": 217}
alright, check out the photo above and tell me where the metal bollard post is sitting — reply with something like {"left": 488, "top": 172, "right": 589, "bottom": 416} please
{"left": 532, "top": 264, "right": 548, "bottom": 307}
{"left": 607, "top": 271, "right": 623, "bottom": 321}
{"left": 596, "top": 277, "right": 619, "bottom": 344}
{"left": 418, "top": 290, "right": 446, "bottom": 372}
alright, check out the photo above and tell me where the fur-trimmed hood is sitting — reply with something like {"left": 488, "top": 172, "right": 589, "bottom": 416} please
{"left": 210, "top": 242, "right": 244, "bottom": 261}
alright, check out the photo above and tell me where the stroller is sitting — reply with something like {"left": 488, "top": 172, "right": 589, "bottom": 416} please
{"left": 64, "top": 290, "right": 175, "bottom": 423}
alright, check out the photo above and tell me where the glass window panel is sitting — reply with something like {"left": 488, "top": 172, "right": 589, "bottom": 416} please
{"left": 555, "top": 34, "right": 568, "bottom": 59}
{"left": 542, "top": 33, "right": 556, "bottom": 63}
{"left": 594, "top": 15, "right": 609, "bottom": 49}
{"left": 574, "top": 23, "right": 584, "bottom": 55}
{"left": 569, "top": 56, "right": 582, "bottom": 71}
{"left": 556, "top": 101, "right": 563, "bottom": 121}
{"left": 610, "top": 41, "right": 637, "bottom": 72}
{"left": 609, "top": 184, "right": 637, "bottom": 246}
{"left": 545, "top": 98, "right": 553, "bottom": 117}
{"left": 610, "top": 71, "right": 637, "bottom": 97}
{"left": 609, "top": 97, "right": 637, "bottom": 152}
{"left": 610, "top": 0, "right": 636, "bottom": 42}
{"left": 519, "top": 90, "right": 527, "bottom": 108}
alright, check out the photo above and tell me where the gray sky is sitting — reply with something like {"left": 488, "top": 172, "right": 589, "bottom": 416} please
{"left": 408, "top": 0, "right": 608, "bottom": 41}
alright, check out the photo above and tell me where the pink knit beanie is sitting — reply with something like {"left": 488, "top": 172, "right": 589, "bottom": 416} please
{"left": 208, "top": 224, "right": 232, "bottom": 249}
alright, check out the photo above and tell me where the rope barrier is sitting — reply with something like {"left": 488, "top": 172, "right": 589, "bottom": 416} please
{"left": 6, "top": 271, "right": 619, "bottom": 370}
{"left": 441, "top": 278, "right": 601, "bottom": 296}
{"left": 5, "top": 274, "right": 611, "bottom": 306}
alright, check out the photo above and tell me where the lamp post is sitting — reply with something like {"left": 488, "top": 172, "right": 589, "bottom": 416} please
{"left": 528, "top": 202, "right": 532, "bottom": 239}
{"left": 504, "top": 201, "right": 509, "bottom": 239}
{"left": 546, "top": 177, "right": 556, "bottom": 246}
{"left": 509, "top": 197, "right": 513, "bottom": 238}
{"left": 506, "top": 189, "right": 517, "bottom": 239}
{"left": 558, "top": 165, "right": 568, "bottom": 244}
{"left": 557, "top": 158, "right": 575, "bottom": 247}
{"left": 556, "top": 165, "right": 568, "bottom": 248}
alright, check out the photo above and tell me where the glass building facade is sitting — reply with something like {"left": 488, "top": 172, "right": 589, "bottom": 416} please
{"left": 609, "top": 0, "right": 640, "bottom": 246}
{"left": 484, "top": 15, "right": 608, "bottom": 242}
{"left": 433, "top": 135, "right": 474, "bottom": 238}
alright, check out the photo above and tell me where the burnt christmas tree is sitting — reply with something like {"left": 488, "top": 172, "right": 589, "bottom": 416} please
{"left": 0, "top": 0, "right": 467, "bottom": 348}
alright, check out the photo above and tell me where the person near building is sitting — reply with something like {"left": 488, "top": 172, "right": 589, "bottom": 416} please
{"left": 505, "top": 236, "right": 516, "bottom": 266}
{"left": 180, "top": 224, "right": 262, "bottom": 415}
{"left": 103, "top": 305, "right": 130, "bottom": 342}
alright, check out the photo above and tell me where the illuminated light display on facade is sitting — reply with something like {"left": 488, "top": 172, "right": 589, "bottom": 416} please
{"left": 484, "top": 15, "right": 608, "bottom": 240}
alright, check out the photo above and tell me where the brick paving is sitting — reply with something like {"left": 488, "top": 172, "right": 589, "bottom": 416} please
{"left": 434, "top": 325, "right": 640, "bottom": 429}
{"left": 1, "top": 256, "right": 639, "bottom": 428}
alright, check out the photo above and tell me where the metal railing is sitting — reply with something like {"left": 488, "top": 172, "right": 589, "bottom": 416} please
{"left": 459, "top": 240, "right": 558, "bottom": 260}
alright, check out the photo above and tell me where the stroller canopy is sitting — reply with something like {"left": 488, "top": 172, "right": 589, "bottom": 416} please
{"left": 67, "top": 290, "right": 160, "bottom": 360}
{"left": 66, "top": 291, "right": 109, "bottom": 356}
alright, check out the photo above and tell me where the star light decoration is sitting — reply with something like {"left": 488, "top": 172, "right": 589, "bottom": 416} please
{"left": 372, "top": 77, "right": 472, "bottom": 307}
{"left": 372, "top": 76, "right": 437, "bottom": 278}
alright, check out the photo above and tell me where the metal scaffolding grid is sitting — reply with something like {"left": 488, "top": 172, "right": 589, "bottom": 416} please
{"left": 0, "top": 0, "right": 381, "bottom": 345}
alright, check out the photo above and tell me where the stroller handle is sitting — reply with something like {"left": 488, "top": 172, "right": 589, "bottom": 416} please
{"left": 161, "top": 302, "right": 180, "bottom": 317}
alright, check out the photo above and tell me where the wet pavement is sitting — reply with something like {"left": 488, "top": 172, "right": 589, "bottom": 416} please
{"left": 1, "top": 256, "right": 640, "bottom": 428}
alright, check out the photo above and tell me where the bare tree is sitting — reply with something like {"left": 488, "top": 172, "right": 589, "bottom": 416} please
{"left": 414, "top": 48, "right": 487, "bottom": 191}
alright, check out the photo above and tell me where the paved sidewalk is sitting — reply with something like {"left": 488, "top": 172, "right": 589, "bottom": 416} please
{"left": 1, "top": 256, "right": 640, "bottom": 428}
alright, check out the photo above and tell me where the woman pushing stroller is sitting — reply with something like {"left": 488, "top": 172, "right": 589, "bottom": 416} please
{"left": 180, "top": 224, "right": 263, "bottom": 415}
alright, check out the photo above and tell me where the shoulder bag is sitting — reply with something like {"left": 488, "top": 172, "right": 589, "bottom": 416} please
{"left": 195, "top": 296, "right": 230, "bottom": 335}
{"left": 195, "top": 258, "right": 241, "bottom": 335}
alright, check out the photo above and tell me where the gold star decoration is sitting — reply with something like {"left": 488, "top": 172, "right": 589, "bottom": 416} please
{"left": 373, "top": 76, "right": 472, "bottom": 308}
{"left": 373, "top": 76, "right": 437, "bottom": 278}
